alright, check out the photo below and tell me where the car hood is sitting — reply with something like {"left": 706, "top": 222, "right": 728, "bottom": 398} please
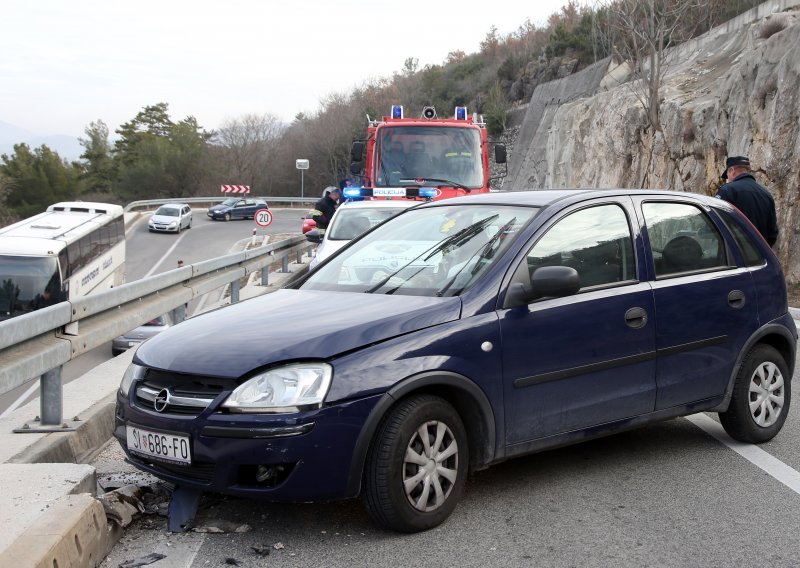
{"left": 134, "top": 289, "right": 462, "bottom": 378}
{"left": 151, "top": 214, "right": 179, "bottom": 223}
{"left": 310, "top": 240, "right": 348, "bottom": 268}
{"left": 208, "top": 204, "right": 231, "bottom": 212}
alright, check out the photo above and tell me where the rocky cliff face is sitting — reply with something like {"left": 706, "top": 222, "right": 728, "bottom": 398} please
{"left": 510, "top": 1, "right": 800, "bottom": 283}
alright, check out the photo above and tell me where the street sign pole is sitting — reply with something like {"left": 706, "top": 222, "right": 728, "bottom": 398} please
{"left": 296, "top": 159, "right": 309, "bottom": 201}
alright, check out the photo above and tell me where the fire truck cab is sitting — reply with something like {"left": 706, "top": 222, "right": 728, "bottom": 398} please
{"left": 348, "top": 105, "right": 506, "bottom": 201}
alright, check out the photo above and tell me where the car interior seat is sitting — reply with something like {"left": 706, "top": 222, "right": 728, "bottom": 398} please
{"left": 661, "top": 235, "right": 703, "bottom": 274}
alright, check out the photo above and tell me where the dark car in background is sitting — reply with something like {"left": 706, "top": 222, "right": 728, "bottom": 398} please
{"left": 112, "top": 313, "right": 173, "bottom": 356}
{"left": 115, "top": 189, "right": 796, "bottom": 533}
{"left": 207, "top": 197, "right": 268, "bottom": 221}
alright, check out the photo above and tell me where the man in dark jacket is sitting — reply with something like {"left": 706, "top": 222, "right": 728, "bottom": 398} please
{"left": 311, "top": 187, "right": 340, "bottom": 234}
{"left": 716, "top": 156, "right": 778, "bottom": 246}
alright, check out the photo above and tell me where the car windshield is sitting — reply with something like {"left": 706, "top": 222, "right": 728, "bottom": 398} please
{"left": 155, "top": 206, "right": 180, "bottom": 217}
{"left": 377, "top": 126, "right": 483, "bottom": 188}
{"left": 0, "top": 255, "right": 61, "bottom": 320}
{"left": 220, "top": 198, "right": 238, "bottom": 207}
{"left": 328, "top": 207, "right": 409, "bottom": 241}
{"left": 301, "top": 204, "right": 537, "bottom": 296}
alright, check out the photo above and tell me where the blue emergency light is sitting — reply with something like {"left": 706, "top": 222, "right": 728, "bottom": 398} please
{"left": 419, "top": 187, "right": 437, "bottom": 199}
{"left": 455, "top": 106, "right": 468, "bottom": 120}
{"left": 391, "top": 105, "right": 404, "bottom": 119}
{"left": 343, "top": 187, "right": 365, "bottom": 199}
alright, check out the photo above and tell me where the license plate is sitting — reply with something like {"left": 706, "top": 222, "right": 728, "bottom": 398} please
{"left": 373, "top": 188, "right": 407, "bottom": 197}
{"left": 126, "top": 425, "right": 191, "bottom": 465}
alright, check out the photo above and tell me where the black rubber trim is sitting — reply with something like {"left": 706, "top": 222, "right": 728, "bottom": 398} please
{"left": 514, "top": 335, "right": 728, "bottom": 389}
{"left": 656, "top": 335, "right": 727, "bottom": 356}
{"left": 200, "top": 423, "right": 314, "bottom": 439}
{"left": 514, "top": 351, "right": 657, "bottom": 388}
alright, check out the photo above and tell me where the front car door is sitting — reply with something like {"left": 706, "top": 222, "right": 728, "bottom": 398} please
{"left": 636, "top": 198, "right": 759, "bottom": 409}
{"left": 499, "top": 199, "right": 657, "bottom": 447}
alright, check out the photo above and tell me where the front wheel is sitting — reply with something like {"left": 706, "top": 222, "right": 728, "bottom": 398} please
{"left": 364, "top": 394, "right": 467, "bottom": 532}
{"left": 719, "top": 344, "right": 791, "bottom": 443}
{"left": 224, "top": 212, "right": 231, "bottom": 222}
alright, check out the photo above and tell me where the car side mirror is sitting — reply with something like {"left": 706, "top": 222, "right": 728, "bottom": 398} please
{"left": 305, "top": 229, "right": 322, "bottom": 244}
{"left": 504, "top": 265, "right": 579, "bottom": 308}
{"left": 351, "top": 141, "right": 364, "bottom": 162}
{"left": 494, "top": 144, "right": 507, "bottom": 164}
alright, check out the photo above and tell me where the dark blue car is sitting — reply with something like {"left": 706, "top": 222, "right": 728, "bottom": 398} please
{"left": 207, "top": 197, "right": 268, "bottom": 221}
{"left": 115, "top": 190, "right": 796, "bottom": 532}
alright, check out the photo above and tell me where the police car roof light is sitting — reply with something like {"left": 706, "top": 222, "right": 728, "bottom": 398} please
{"left": 343, "top": 187, "right": 365, "bottom": 199}
{"left": 419, "top": 188, "right": 437, "bottom": 199}
{"left": 391, "top": 105, "right": 404, "bottom": 119}
{"left": 455, "top": 106, "right": 468, "bottom": 120}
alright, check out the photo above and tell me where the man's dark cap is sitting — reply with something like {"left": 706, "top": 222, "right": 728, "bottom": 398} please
{"left": 721, "top": 156, "right": 750, "bottom": 180}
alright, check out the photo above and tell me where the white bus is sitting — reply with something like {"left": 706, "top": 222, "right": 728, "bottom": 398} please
{"left": 0, "top": 202, "right": 126, "bottom": 320}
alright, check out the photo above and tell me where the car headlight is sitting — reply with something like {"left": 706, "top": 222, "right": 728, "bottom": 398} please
{"left": 120, "top": 363, "right": 145, "bottom": 397}
{"left": 168, "top": 221, "right": 177, "bottom": 228}
{"left": 222, "top": 362, "right": 332, "bottom": 413}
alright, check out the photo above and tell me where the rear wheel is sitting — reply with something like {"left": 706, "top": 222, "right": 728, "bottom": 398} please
{"left": 364, "top": 394, "right": 467, "bottom": 532}
{"left": 719, "top": 344, "right": 790, "bottom": 443}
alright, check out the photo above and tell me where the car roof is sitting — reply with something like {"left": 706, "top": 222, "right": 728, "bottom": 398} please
{"left": 417, "top": 189, "right": 718, "bottom": 209}
{"left": 157, "top": 203, "right": 189, "bottom": 209}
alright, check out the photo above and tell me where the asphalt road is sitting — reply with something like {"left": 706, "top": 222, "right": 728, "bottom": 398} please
{"left": 96, "top": 345, "right": 800, "bottom": 566}
{"left": 0, "top": 207, "right": 306, "bottom": 418}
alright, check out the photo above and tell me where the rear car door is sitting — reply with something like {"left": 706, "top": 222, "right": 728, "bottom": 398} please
{"left": 636, "top": 198, "right": 759, "bottom": 409}
{"left": 499, "top": 199, "right": 657, "bottom": 444}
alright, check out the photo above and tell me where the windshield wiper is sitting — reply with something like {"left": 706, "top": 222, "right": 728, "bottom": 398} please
{"left": 436, "top": 217, "right": 516, "bottom": 297}
{"left": 364, "top": 217, "right": 497, "bottom": 294}
{"left": 399, "top": 178, "right": 472, "bottom": 192}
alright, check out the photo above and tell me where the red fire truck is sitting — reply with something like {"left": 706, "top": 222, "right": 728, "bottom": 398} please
{"left": 346, "top": 105, "right": 506, "bottom": 201}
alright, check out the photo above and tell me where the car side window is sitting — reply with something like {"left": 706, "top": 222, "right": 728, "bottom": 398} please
{"left": 525, "top": 204, "right": 636, "bottom": 290}
{"left": 642, "top": 202, "right": 728, "bottom": 277}
{"left": 716, "top": 209, "right": 765, "bottom": 267}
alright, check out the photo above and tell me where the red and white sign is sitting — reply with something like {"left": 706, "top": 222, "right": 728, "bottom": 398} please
{"left": 220, "top": 185, "right": 250, "bottom": 193}
{"left": 254, "top": 209, "right": 273, "bottom": 227}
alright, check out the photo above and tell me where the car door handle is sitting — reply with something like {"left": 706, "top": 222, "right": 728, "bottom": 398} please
{"left": 728, "top": 290, "right": 746, "bottom": 309}
{"left": 624, "top": 307, "right": 648, "bottom": 329}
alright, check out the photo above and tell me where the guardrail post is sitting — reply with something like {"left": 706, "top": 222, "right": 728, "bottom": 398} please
{"left": 231, "top": 279, "right": 240, "bottom": 303}
{"left": 261, "top": 267, "right": 269, "bottom": 286}
{"left": 40, "top": 367, "right": 63, "bottom": 426}
{"left": 281, "top": 257, "right": 289, "bottom": 273}
{"left": 296, "top": 249, "right": 303, "bottom": 264}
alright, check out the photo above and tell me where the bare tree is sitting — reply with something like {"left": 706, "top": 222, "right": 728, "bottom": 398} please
{"left": 598, "top": 0, "right": 704, "bottom": 131}
{"left": 215, "top": 113, "right": 284, "bottom": 194}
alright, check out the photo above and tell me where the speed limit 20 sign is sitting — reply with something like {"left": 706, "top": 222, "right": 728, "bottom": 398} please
{"left": 254, "top": 209, "right": 273, "bottom": 227}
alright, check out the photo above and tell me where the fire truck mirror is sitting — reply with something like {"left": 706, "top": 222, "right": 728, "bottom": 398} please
{"left": 495, "top": 144, "right": 507, "bottom": 164}
{"left": 351, "top": 142, "right": 364, "bottom": 162}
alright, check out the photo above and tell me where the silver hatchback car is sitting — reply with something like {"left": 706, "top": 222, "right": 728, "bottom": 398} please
{"left": 112, "top": 313, "right": 174, "bottom": 356}
{"left": 148, "top": 204, "right": 193, "bottom": 233}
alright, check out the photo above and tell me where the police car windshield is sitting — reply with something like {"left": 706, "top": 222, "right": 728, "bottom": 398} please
{"left": 301, "top": 204, "right": 537, "bottom": 297}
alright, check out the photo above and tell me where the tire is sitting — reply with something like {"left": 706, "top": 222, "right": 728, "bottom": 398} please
{"left": 176, "top": 223, "right": 181, "bottom": 234}
{"left": 719, "top": 344, "right": 791, "bottom": 443}
{"left": 364, "top": 394, "right": 468, "bottom": 532}
{"left": 224, "top": 212, "right": 231, "bottom": 222}
{"left": 187, "top": 218, "right": 192, "bottom": 229}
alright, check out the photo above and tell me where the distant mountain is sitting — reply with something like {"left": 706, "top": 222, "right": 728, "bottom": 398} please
{"left": 0, "top": 121, "right": 83, "bottom": 162}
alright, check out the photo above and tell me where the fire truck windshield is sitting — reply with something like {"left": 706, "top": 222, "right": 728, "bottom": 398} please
{"left": 377, "top": 126, "right": 483, "bottom": 188}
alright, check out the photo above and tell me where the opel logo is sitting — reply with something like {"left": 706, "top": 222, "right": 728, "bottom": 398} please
{"left": 154, "top": 388, "right": 171, "bottom": 413}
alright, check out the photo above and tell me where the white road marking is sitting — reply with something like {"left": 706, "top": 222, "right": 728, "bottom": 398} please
{"left": 687, "top": 413, "right": 800, "bottom": 495}
{"left": 0, "top": 381, "right": 39, "bottom": 419}
{"left": 143, "top": 231, "right": 188, "bottom": 278}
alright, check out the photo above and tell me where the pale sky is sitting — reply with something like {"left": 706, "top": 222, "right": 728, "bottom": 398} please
{"left": 2, "top": 0, "right": 573, "bottom": 138}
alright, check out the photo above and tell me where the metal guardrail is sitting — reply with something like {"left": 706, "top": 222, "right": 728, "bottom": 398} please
{"left": 0, "top": 235, "right": 313, "bottom": 429}
{"left": 125, "top": 196, "right": 319, "bottom": 212}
